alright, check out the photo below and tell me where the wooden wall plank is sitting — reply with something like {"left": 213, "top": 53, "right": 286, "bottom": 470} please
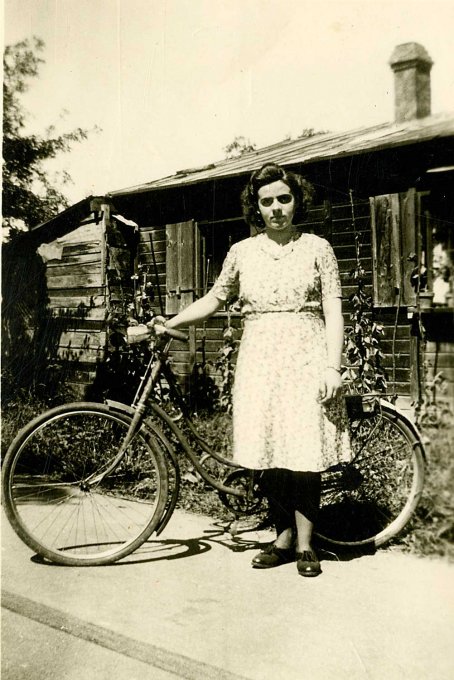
{"left": 59, "top": 330, "right": 107, "bottom": 348}
{"left": 56, "top": 346, "right": 105, "bottom": 363}
{"left": 58, "top": 244, "right": 101, "bottom": 261}
{"left": 47, "top": 260, "right": 101, "bottom": 281}
{"left": 47, "top": 272, "right": 103, "bottom": 289}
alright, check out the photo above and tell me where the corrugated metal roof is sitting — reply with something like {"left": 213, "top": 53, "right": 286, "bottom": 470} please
{"left": 109, "top": 111, "right": 454, "bottom": 197}
{"left": 31, "top": 196, "right": 94, "bottom": 232}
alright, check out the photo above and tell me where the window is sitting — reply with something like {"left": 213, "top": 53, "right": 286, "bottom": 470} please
{"left": 419, "top": 188, "right": 454, "bottom": 308}
{"left": 198, "top": 218, "right": 249, "bottom": 292}
{"left": 165, "top": 218, "right": 249, "bottom": 314}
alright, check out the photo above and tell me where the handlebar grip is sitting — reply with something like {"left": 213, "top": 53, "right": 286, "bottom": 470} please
{"left": 154, "top": 324, "right": 189, "bottom": 343}
{"left": 126, "top": 324, "right": 152, "bottom": 344}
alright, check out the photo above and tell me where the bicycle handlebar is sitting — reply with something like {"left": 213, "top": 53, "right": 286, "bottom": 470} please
{"left": 153, "top": 324, "right": 189, "bottom": 342}
{"left": 126, "top": 323, "right": 189, "bottom": 344}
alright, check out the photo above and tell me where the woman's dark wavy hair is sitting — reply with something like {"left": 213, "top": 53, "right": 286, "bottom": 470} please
{"left": 241, "top": 163, "right": 314, "bottom": 231}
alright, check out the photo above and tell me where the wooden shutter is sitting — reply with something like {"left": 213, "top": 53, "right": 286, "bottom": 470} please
{"left": 370, "top": 191, "right": 416, "bottom": 307}
{"left": 165, "top": 220, "right": 198, "bottom": 314}
{"left": 370, "top": 194, "right": 401, "bottom": 307}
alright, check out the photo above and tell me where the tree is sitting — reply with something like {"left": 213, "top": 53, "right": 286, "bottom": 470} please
{"left": 224, "top": 129, "right": 329, "bottom": 160}
{"left": 2, "top": 37, "right": 94, "bottom": 401}
{"left": 223, "top": 135, "right": 256, "bottom": 159}
{"left": 2, "top": 37, "right": 92, "bottom": 235}
{"left": 296, "top": 127, "right": 328, "bottom": 139}
{"left": 282, "top": 128, "right": 330, "bottom": 142}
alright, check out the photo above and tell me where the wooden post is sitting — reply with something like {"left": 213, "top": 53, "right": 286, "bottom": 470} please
{"left": 400, "top": 188, "right": 417, "bottom": 307}
{"left": 98, "top": 198, "right": 111, "bottom": 316}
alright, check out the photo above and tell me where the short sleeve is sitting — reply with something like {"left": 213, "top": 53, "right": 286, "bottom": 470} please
{"left": 317, "top": 239, "right": 342, "bottom": 301}
{"left": 210, "top": 244, "right": 240, "bottom": 302}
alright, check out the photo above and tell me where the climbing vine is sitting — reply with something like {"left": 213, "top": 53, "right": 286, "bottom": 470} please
{"left": 342, "top": 191, "right": 387, "bottom": 394}
{"left": 214, "top": 310, "right": 240, "bottom": 412}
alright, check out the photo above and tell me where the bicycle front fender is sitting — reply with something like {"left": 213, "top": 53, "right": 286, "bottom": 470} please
{"left": 105, "top": 399, "right": 136, "bottom": 418}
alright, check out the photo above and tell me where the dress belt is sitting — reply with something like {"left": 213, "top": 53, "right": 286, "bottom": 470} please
{"left": 245, "top": 309, "right": 323, "bottom": 320}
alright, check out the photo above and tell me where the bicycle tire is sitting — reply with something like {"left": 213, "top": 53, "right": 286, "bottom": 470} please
{"left": 2, "top": 402, "right": 169, "bottom": 566}
{"left": 315, "top": 402, "right": 425, "bottom": 548}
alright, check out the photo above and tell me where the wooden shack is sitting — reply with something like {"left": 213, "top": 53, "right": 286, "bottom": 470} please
{"left": 6, "top": 43, "right": 453, "bottom": 412}
{"left": 2, "top": 196, "right": 138, "bottom": 398}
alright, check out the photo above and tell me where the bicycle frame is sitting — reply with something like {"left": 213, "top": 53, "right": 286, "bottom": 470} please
{"left": 102, "top": 335, "right": 246, "bottom": 499}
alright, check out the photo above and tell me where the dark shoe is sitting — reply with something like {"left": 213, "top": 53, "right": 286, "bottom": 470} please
{"left": 252, "top": 543, "right": 294, "bottom": 569}
{"left": 296, "top": 550, "right": 322, "bottom": 577}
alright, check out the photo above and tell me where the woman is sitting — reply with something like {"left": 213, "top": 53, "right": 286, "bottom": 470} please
{"left": 155, "top": 163, "right": 350, "bottom": 577}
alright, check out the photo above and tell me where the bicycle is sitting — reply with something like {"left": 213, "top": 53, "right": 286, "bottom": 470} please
{"left": 2, "top": 323, "right": 426, "bottom": 567}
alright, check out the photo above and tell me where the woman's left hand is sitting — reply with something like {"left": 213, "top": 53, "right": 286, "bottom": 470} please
{"left": 319, "top": 368, "right": 343, "bottom": 404}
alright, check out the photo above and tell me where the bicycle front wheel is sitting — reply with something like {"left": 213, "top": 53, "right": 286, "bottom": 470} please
{"left": 316, "top": 403, "right": 425, "bottom": 548}
{"left": 2, "top": 403, "right": 169, "bottom": 566}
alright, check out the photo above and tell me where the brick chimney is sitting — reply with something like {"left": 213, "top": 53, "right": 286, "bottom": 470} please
{"left": 389, "top": 43, "right": 433, "bottom": 122}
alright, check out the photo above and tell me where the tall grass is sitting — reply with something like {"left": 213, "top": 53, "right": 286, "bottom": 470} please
{"left": 1, "top": 388, "right": 74, "bottom": 455}
{"left": 392, "top": 423, "right": 454, "bottom": 559}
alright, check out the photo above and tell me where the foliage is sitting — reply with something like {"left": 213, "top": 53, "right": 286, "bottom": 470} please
{"left": 392, "top": 419, "right": 454, "bottom": 559}
{"left": 186, "top": 351, "right": 220, "bottom": 414}
{"left": 298, "top": 127, "right": 327, "bottom": 138}
{"left": 223, "top": 136, "right": 256, "bottom": 159}
{"left": 2, "top": 37, "right": 92, "bottom": 235}
{"left": 2, "top": 37, "right": 95, "bottom": 402}
{"left": 224, "top": 129, "right": 329, "bottom": 159}
{"left": 213, "top": 316, "right": 240, "bottom": 412}
{"left": 415, "top": 368, "right": 453, "bottom": 429}
{"left": 343, "top": 191, "right": 387, "bottom": 393}
{"left": 90, "top": 269, "right": 155, "bottom": 403}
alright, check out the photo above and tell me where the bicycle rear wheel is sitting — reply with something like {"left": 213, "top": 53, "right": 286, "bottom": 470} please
{"left": 315, "top": 403, "right": 425, "bottom": 548}
{"left": 2, "top": 403, "right": 169, "bottom": 566}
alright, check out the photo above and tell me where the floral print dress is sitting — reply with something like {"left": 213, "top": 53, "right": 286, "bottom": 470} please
{"left": 211, "top": 232, "right": 351, "bottom": 472}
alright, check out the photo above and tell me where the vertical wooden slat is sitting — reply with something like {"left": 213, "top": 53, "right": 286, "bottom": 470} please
{"left": 178, "top": 220, "right": 195, "bottom": 309}
{"left": 165, "top": 220, "right": 197, "bottom": 314}
{"left": 371, "top": 194, "right": 400, "bottom": 306}
{"left": 194, "top": 222, "right": 201, "bottom": 299}
{"left": 166, "top": 223, "right": 179, "bottom": 314}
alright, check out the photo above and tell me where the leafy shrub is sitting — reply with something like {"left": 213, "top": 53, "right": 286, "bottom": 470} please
{"left": 342, "top": 191, "right": 387, "bottom": 393}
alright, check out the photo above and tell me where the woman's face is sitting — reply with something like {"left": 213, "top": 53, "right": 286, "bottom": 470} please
{"left": 257, "top": 180, "right": 296, "bottom": 232}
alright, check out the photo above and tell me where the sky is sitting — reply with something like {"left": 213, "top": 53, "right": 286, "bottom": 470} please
{"left": 4, "top": 0, "right": 454, "bottom": 204}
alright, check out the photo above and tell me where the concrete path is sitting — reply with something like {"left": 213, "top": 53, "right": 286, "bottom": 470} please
{"left": 2, "top": 508, "right": 454, "bottom": 679}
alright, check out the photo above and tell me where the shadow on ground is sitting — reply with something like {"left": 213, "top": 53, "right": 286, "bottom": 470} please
{"left": 29, "top": 518, "right": 376, "bottom": 568}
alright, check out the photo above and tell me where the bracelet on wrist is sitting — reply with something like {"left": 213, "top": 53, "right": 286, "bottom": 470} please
{"left": 327, "top": 366, "right": 341, "bottom": 374}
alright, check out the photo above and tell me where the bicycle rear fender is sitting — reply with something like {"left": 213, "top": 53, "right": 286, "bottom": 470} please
{"left": 379, "top": 398, "right": 427, "bottom": 462}
{"left": 347, "top": 395, "right": 427, "bottom": 463}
